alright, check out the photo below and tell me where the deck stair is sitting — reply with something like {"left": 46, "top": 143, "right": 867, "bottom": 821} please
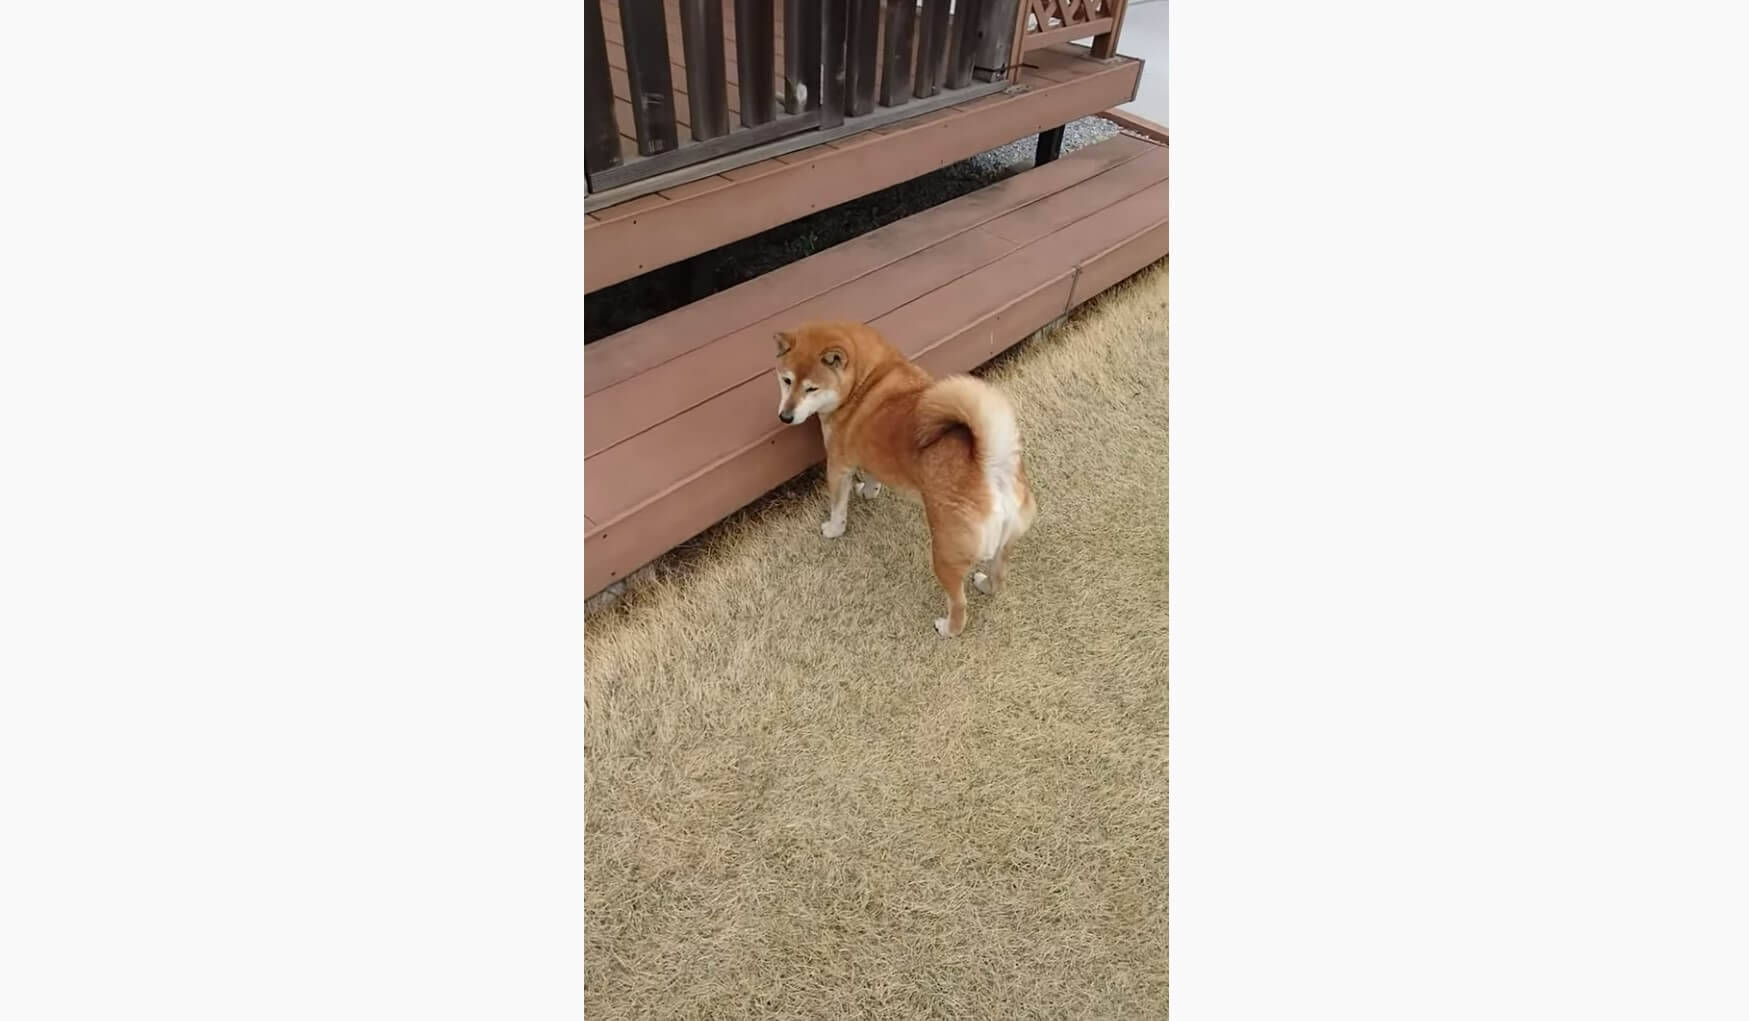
{"left": 585, "top": 132, "right": 1168, "bottom": 596}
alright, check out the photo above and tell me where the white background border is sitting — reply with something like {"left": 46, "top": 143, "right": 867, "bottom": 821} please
{"left": 1, "top": 0, "right": 1745, "bottom": 1017}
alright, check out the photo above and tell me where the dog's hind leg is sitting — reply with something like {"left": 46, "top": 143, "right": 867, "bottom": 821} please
{"left": 932, "top": 547, "right": 974, "bottom": 637}
{"left": 972, "top": 538, "right": 1016, "bottom": 596}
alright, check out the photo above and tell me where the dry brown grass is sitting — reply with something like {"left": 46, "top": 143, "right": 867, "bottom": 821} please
{"left": 585, "top": 261, "right": 1168, "bottom": 1019}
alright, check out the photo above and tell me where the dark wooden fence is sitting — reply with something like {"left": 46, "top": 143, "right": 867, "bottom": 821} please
{"left": 588, "top": 0, "right": 1047, "bottom": 194}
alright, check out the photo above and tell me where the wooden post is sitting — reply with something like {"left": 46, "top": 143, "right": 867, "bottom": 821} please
{"left": 1091, "top": 0, "right": 1131, "bottom": 59}
{"left": 913, "top": 0, "right": 951, "bottom": 99}
{"left": 1036, "top": 124, "right": 1065, "bottom": 164}
{"left": 617, "top": 0, "right": 679, "bottom": 155}
{"left": 972, "top": 0, "right": 1018, "bottom": 82}
{"left": 845, "top": 0, "right": 880, "bottom": 116}
{"left": 735, "top": 0, "right": 777, "bottom": 126}
{"left": 678, "top": 0, "right": 730, "bottom": 141}
{"left": 784, "top": 0, "right": 822, "bottom": 113}
{"left": 880, "top": 0, "right": 916, "bottom": 107}
{"left": 821, "top": 0, "right": 849, "bottom": 127}
{"left": 585, "top": 0, "right": 623, "bottom": 177}
{"left": 946, "top": 0, "right": 984, "bottom": 89}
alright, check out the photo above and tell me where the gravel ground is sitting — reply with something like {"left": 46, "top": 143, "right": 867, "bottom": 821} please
{"left": 585, "top": 115, "right": 1122, "bottom": 342}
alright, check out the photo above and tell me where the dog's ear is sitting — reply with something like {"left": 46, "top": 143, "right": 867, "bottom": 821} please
{"left": 822, "top": 347, "right": 846, "bottom": 370}
{"left": 773, "top": 331, "right": 794, "bottom": 357}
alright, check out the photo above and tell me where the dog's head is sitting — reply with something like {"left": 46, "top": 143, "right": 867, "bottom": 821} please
{"left": 773, "top": 323, "right": 853, "bottom": 425}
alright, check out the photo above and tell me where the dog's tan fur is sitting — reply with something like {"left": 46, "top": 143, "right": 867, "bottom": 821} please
{"left": 775, "top": 322, "right": 1037, "bottom": 637}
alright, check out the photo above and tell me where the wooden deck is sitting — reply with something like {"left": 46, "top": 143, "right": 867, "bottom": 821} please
{"left": 585, "top": 42, "right": 1143, "bottom": 292}
{"left": 584, "top": 132, "right": 1168, "bottom": 596}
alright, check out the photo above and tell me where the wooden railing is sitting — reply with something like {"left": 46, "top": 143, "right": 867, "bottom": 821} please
{"left": 587, "top": 1, "right": 1040, "bottom": 195}
{"left": 1010, "top": 0, "right": 1130, "bottom": 58}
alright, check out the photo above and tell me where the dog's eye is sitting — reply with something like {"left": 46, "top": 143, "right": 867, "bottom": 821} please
{"left": 804, "top": 384, "right": 818, "bottom": 393}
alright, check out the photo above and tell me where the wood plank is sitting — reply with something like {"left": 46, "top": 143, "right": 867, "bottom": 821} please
{"left": 586, "top": 228, "right": 1019, "bottom": 469}
{"left": 618, "top": 0, "right": 681, "bottom": 156}
{"left": 979, "top": 142, "right": 1167, "bottom": 243}
{"left": 657, "top": 173, "right": 738, "bottom": 201}
{"left": 586, "top": 135, "right": 1152, "bottom": 394}
{"left": 1098, "top": 106, "right": 1168, "bottom": 143}
{"left": 914, "top": 0, "right": 951, "bottom": 98}
{"left": 586, "top": 139, "right": 1163, "bottom": 466}
{"left": 589, "top": 193, "right": 671, "bottom": 224}
{"left": 735, "top": 0, "right": 777, "bottom": 126}
{"left": 585, "top": 52, "right": 1140, "bottom": 289}
{"left": 586, "top": 0, "right": 624, "bottom": 176}
{"left": 1025, "top": 42, "right": 1105, "bottom": 78}
{"left": 879, "top": 0, "right": 916, "bottom": 107}
{"left": 586, "top": 425, "right": 824, "bottom": 594}
{"left": 583, "top": 143, "right": 1169, "bottom": 595}
{"left": 1066, "top": 187, "right": 1168, "bottom": 305}
{"left": 678, "top": 0, "right": 731, "bottom": 140}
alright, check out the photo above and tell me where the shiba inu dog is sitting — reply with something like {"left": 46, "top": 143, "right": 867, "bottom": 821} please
{"left": 774, "top": 321, "right": 1037, "bottom": 637}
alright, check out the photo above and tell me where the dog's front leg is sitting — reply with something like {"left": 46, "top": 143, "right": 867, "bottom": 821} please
{"left": 821, "top": 461, "right": 854, "bottom": 538}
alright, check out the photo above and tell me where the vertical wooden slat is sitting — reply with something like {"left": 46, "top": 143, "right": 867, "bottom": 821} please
{"left": 913, "top": 0, "right": 951, "bottom": 99}
{"left": 735, "top": 0, "right": 777, "bottom": 126}
{"left": 678, "top": 0, "right": 730, "bottom": 141}
{"left": 879, "top": 0, "right": 917, "bottom": 107}
{"left": 784, "top": 0, "right": 821, "bottom": 113}
{"left": 820, "top": 0, "right": 849, "bottom": 127}
{"left": 1091, "top": 0, "right": 1130, "bottom": 59}
{"left": 845, "top": 0, "right": 879, "bottom": 117}
{"left": 972, "top": 0, "right": 1018, "bottom": 82}
{"left": 946, "top": 0, "right": 984, "bottom": 89}
{"left": 586, "top": 0, "right": 623, "bottom": 176}
{"left": 618, "top": 0, "right": 679, "bottom": 155}
{"left": 1004, "top": 0, "right": 1030, "bottom": 83}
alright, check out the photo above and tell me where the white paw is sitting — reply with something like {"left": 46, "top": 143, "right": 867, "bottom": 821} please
{"left": 855, "top": 479, "right": 882, "bottom": 499}
{"left": 934, "top": 617, "right": 952, "bottom": 637}
{"left": 972, "top": 571, "right": 994, "bottom": 595}
{"left": 821, "top": 518, "right": 846, "bottom": 539}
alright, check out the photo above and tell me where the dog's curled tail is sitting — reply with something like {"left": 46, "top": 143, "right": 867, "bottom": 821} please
{"left": 914, "top": 375, "right": 1021, "bottom": 480}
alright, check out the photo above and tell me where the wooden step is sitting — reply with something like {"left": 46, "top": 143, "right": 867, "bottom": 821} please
{"left": 584, "top": 134, "right": 1169, "bottom": 596}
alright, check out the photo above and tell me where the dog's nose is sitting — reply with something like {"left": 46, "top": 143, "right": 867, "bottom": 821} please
{"left": 778, "top": 411, "right": 794, "bottom": 423}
